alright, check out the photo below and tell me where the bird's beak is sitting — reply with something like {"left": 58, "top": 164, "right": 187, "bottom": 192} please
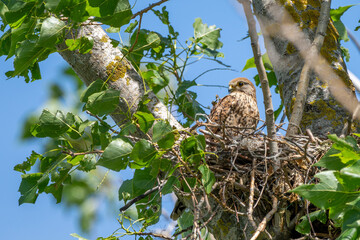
{"left": 228, "top": 85, "right": 233, "bottom": 93}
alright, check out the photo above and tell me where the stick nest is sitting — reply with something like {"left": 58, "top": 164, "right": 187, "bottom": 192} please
{"left": 175, "top": 126, "right": 336, "bottom": 239}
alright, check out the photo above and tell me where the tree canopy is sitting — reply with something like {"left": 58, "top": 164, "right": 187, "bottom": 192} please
{"left": 1, "top": 0, "right": 360, "bottom": 239}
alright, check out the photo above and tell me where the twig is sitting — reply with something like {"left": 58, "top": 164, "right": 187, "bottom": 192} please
{"left": 250, "top": 196, "right": 278, "bottom": 240}
{"left": 247, "top": 158, "right": 257, "bottom": 230}
{"left": 254, "top": 139, "right": 268, "bottom": 208}
{"left": 62, "top": 149, "right": 104, "bottom": 157}
{"left": 86, "top": 110, "right": 119, "bottom": 134}
{"left": 131, "top": 0, "right": 169, "bottom": 19}
{"left": 239, "top": 0, "right": 279, "bottom": 170}
{"left": 286, "top": 0, "right": 332, "bottom": 136}
{"left": 119, "top": 180, "right": 166, "bottom": 212}
{"left": 127, "top": 14, "right": 143, "bottom": 54}
{"left": 127, "top": 231, "right": 173, "bottom": 240}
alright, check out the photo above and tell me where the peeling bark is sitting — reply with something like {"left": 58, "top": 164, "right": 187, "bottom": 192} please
{"left": 57, "top": 25, "right": 182, "bottom": 134}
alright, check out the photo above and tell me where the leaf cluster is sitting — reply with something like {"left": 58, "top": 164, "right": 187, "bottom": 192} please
{"left": 0, "top": 0, "right": 134, "bottom": 82}
{"left": 292, "top": 134, "right": 360, "bottom": 240}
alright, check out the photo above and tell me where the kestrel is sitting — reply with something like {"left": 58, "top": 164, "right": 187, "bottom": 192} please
{"left": 209, "top": 77, "right": 259, "bottom": 137}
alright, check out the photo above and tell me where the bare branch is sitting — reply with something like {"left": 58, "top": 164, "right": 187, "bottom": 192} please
{"left": 250, "top": 196, "right": 278, "bottom": 240}
{"left": 239, "top": 0, "right": 279, "bottom": 170}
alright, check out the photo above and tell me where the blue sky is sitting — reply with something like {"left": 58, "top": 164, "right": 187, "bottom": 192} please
{"left": 0, "top": 0, "right": 359, "bottom": 239}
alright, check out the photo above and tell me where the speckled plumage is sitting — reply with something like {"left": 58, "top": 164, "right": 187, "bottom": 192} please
{"left": 209, "top": 78, "right": 259, "bottom": 136}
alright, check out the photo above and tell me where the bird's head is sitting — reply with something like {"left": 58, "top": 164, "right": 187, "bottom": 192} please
{"left": 228, "top": 77, "right": 256, "bottom": 98}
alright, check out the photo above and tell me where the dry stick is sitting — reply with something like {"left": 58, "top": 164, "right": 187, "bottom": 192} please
{"left": 247, "top": 159, "right": 258, "bottom": 230}
{"left": 250, "top": 196, "right": 278, "bottom": 240}
{"left": 239, "top": 0, "right": 279, "bottom": 170}
{"left": 286, "top": 0, "right": 332, "bottom": 136}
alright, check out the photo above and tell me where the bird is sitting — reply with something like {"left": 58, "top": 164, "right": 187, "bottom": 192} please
{"left": 170, "top": 78, "right": 259, "bottom": 221}
{"left": 208, "top": 77, "right": 259, "bottom": 137}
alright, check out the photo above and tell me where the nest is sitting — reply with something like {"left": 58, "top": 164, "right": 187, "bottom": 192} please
{"left": 174, "top": 125, "right": 336, "bottom": 239}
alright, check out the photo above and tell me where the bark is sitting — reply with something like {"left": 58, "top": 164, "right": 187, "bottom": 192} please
{"left": 57, "top": 24, "right": 182, "bottom": 134}
{"left": 252, "top": 0, "right": 356, "bottom": 138}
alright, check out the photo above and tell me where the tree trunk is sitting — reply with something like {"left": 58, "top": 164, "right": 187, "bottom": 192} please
{"left": 253, "top": 0, "right": 355, "bottom": 138}
{"left": 57, "top": 25, "right": 182, "bottom": 134}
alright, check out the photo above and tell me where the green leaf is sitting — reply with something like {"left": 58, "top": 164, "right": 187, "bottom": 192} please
{"left": 341, "top": 46, "right": 350, "bottom": 62}
{"left": 198, "top": 164, "right": 215, "bottom": 194}
{"left": 339, "top": 160, "right": 360, "bottom": 191}
{"left": 80, "top": 79, "right": 107, "bottom": 102}
{"left": 18, "top": 173, "right": 49, "bottom": 205}
{"left": 65, "top": 36, "right": 94, "bottom": 54}
{"left": 89, "top": 0, "right": 132, "bottom": 28}
{"left": 142, "top": 69, "right": 169, "bottom": 94}
{"left": 130, "top": 140, "right": 157, "bottom": 168}
{"left": 330, "top": 5, "right": 355, "bottom": 22}
{"left": 14, "top": 151, "right": 42, "bottom": 173}
{"left": 242, "top": 53, "right": 273, "bottom": 72}
{"left": 79, "top": 154, "right": 97, "bottom": 172}
{"left": 70, "top": 233, "right": 89, "bottom": 240}
{"left": 177, "top": 91, "right": 206, "bottom": 126}
{"left": 44, "top": 183, "right": 63, "bottom": 203}
{"left": 97, "top": 137, "right": 133, "bottom": 171}
{"left": 296, "top": 210, "right": 327, "bottom": 234}
{"left": 38, "top": 16, "right": 65, "bottom": 48}
{"left": 152, "top": 121, "right": 175, "bottom": 149}
{"left": 274, "top": 103, "right": 283, "bottom": 121}
{"left": 333, "top": 20, "right": 349, "bottom": 42}
{"left": 125, "top": 20, "right": 138, "bottom": 33}
{"left": 177, "top": 211, "right": 194, "bottom": 237}
{"left": 315, "top": 148, "right": 347, "bottom": 170}
{"left": 0, "top": 2, "right": 9, "bottom": 28}
{"left": 291, "top": 171, "right": 359, "bottom": 209}
{"left": 118, "top": 179, "right": 133, "bottom": 202}
{"left": 161, "top": 176, "right": 178, "bottom": 195}
{"left": 13, "top": 39, "right": 50, "bottom": 77}
{"left": 44, "top": 0, "right": 62, "bottom": 11}
{"left": 176, "top": 80, "right": 197, "bottom": 96}
{"left": 5, "top": 2, "right": 36, "bottom": 28}
{"left": 134, "top": 111, "right": 155, "bottom": 133}
{"left": 132, "top": 168, "right": 157, "bottom": 197}
{"left": 84, "top": 89, "right": 120, "bottom": 116}
{"left": 31, "top": 109, "right": 72, "bottom": 138}
{"left": 180, "top": 135, "right": 205, "bottom": 165}
{"left": 0, "top": 29, "right": 11, "bottom": 56}
{"left": 193, "top": 18, "right": 223, "bottom": 51}
{"left": 7, "top": 18, "right": 36, "bottom": 59}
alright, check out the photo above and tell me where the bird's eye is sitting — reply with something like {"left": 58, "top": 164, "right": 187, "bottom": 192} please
{"left": 238, "top": 82, "right": 244, "bottom": 86}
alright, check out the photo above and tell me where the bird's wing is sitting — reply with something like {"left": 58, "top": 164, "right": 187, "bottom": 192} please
{"left": 209, "top": 94, "right": 234, "bottom": 125}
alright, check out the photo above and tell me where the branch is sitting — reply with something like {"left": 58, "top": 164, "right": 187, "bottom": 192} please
{"left": 131, "top": 0, "right": 169, "bottom": 19}
{"left": 286, "top": 0, "right": 331, "bottom": 136}
{"left": 57, "top": 25, "right": 182, "bottom": 136}
{"left": 127, "top": 231, "right": 173, "bottom": 240}
{"left": 250, "top": 196, "right": 278, "bottom": 240}
{"left": 119, "top": 180, "right": 167, "bottom": 212}
{"left": 239, "top": 0, "right": 279, "bottom": 170}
